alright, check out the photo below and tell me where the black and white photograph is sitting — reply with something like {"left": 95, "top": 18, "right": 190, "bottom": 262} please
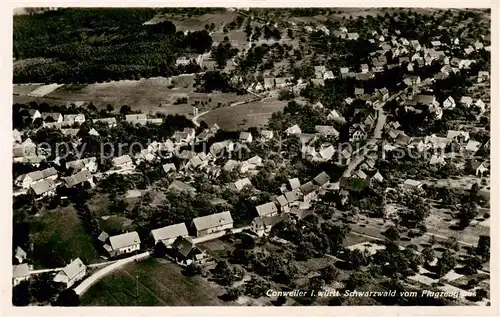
{"left": 9, "top": 5, "right": 493, "bottom": 309}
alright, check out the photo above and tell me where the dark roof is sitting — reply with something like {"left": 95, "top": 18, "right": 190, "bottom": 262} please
{"left": 313, "top": 171, "right": 330, "bottom": 186}
{"left": 300, "top": 181, "right": 316, "bottom": 195}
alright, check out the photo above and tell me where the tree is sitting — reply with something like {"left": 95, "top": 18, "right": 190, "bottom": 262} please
{"left": 465, "top": 255, "right": 482, "bottom": 275}
{"left": 320, "top": 264, "right": 339, "bottom": 283}
{"left": 383, "top": 226, "right": 400, "bottom": 241}
{"left": 475, "top": 288, "right": 488, "bottom": 301}
{"left": 276, "top": 295, "right": 287, "bottom": 306}
{"left": 457, "top": 202, "right": 478, "bottom": 228}
{"left": 240, "top": 234, "right": 255, "bottom": 249}
{"left": 106, "top": 104, "right": 114, "bottom": 113}
{"left": 53, "top": 289, "right": 80, "bottom": 306}
{"left": 422, "top": 246, "right": 435, "bottom": 264}
{"left": 120, "top": 105, "right": 132, "bottom": 115}
{"left": 436, "top": 250, "right": 456, "bottom": 277}
{"left": 224, "top": 287, "right": 243, "bottom": 301}
{"left": 184, "top": 263, "right": 202, "bottom": 276}
{"left": 345, "top": 270, "right": 370, "bottom": 290}
{"left": 476, "top": 235, "right": 490, "bottom": 262}
{"left": 12, "top": 281, "right": 31, "bottom": 306}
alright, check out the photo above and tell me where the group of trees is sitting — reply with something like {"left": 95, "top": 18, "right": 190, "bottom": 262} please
{"left": 14, "top": 9, "right": 214, "bottom": 83}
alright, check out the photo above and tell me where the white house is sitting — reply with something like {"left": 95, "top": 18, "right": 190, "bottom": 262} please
{"left": 255, "top": 202, "right": 278, "bottom": 218}
{"left": 191, "top": 211, "right": 234, "bottom": 237}
{"left": 16, "top": 167, "right": 58, "bottom": 189}
{"left": 112, "top": 155, "right": 135, "bottom": 171}
{"left": 105, "top": 231, "right": 141, "bottom": 257}
{"left": 260, "top": 130, "right": 274, "bottom": 140}
{"left": 442, "top": 96, "right": 456, "bottom": 109}
{"left": 13, "top": 264, "right": 30, "bottom": 287}
{"left": 251, "top": 214, "right": 290, "bottom": 237}
{"left": 93, "top": 117, "right": 117, "bottom": 127}
{"left": 151, "top": 223, "right": 189, "bottom": 247}
{"left": 402, "top": 179, "right": 423, "bottom": 191}
{"left": 285, "top": 124, "right": 302, "bottom": 135}
{"left": 63, "top": 114, "right": 86, "bottom": 125}
{"left": 239, "top": 132, "right": 253, "bottom": 143}
{"left": 53, "top": 258, "right": 87, "bottom": 288}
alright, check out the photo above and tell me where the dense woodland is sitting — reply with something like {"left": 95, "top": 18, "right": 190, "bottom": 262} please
{"left": 13, "top": 8, "right": 215, "bottom": 83}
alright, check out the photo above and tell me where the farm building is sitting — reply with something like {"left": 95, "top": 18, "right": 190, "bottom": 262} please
{"left": 105, "top": 231, "right": 141, "bottom": 257}
{"left": 53, "top": 258, "right": 87, "bottom": 288}
{"left": 150, "top": 223, "right": 189, "bottom": 247}
{"left": 191, "top": 211, "right": 234, "bottom": 237}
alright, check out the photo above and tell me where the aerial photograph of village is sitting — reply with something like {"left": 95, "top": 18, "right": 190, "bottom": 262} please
{"left": 11, "top": 7, "right": 491, "bottom": 307}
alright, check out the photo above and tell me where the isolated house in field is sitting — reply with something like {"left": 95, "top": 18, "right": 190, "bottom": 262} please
{"left": 255, "top": 202, "right": 278, "bottom": 218}
{"left": 41, "top": 112, "right": 63, "bottom": 123}
{"left": 191, "top": 211, "right": 234, "bottom": 237}
{"left": 105, "top": 231, "right": 141, "bottom": 257}
{"left": 150, "top": 223, "right": 189, "bottom": 247}
{"left": 93, "top": 117, "right": 117, "bottom": 128}
{"left": 239, "top": 132, "right": 253, "bottom": 143}
{"left": 251, "top": 214, "right": 290, "bottom": 237}
{"left": 13, "top": 264, "right": 30, "bottom": 287}
{"left": 112, "top": 155, "right": 134, "bottom": 171}
{"left": 53, "top": 258, "right": 87, "bottom": 288}
{"left": 63, "top": 114, "right": 86, "bottom": 125}
{"left": 230, "top": 178, "right": 252, "bottom": 192}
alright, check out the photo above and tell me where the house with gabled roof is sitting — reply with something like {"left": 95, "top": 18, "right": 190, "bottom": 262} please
{"left": 288, "top": 178, "right": 301, "bottom": 191}
{"left": 28, "top": 179, "right": 57, "bottom": 199}
{"left": 260, "top": 130, "right": 274, "bottom": 140}
{"left": 191, "top": 211, "right": 234, "bottom": 237}
{"left": 442, "top": 96, "right": 456, "bottom": 109}
{"left": 327, "top": 109, "right": 345, "bottom": 123}
{"left": 104, "top": 231, "right": 141, "bottom": 257}
{"left": 62, "top": 169, "right": 94, "bottom": 188}
{"left": 251, "top": 214, "right": 291, "bottom": 237}
{"left": 53, "top": 258, "right": 87, "bottom": 288}
{"left": 162, "top": 163, "right": 177, "bottom": 174}
{"left": 41, "top": 112, "right": 63, "bottom": 123}
{"left": 150, "top": 223, "right": 189, "bottom": 246}
{"left": 239, "top": 132, "right": 253, "bottom": 143}
{"left": 315, "top": 125, "right": 339, "bottom": 138}
{"left": 230, "top": 178, "right": 252, "bottom": 192}
{"left": 313, "top": 171, "right": 330, "bottom": 187}
{"left": 300, "top": 181, "right": 317, "bottom": 202}
{"left": 285, "top": 124, "right": 302, "bottom": 135}
{"left": 255, "top": 202, "right": 278, "bottom": 218}
{"left": 477, "top": 71, "right": 490, "bottom": 83}
{"left": 93, "top": 117, "right": 117, "bottom": 127}
{"left": 470, "top": 160, "right": 489, "bottom": 177}
{"left": 465, "top": 140, "right": 481, "bottom": 156}
{"left": 171, "top": 236, "right": 207, "bottom": 266}
{"left": 275, "top": 195, "right": 290, "bottom": 213}
{"left": 13, "top": 264, "right": 30, "bottom": 287}
{"left": 460, "top": 96, "right": 474, "bottom": 107}
{"left": 112, "top": 154, "right": 135, "bottom": 171}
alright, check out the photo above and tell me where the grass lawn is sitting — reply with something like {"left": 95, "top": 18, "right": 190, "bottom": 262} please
{"left": 30, "top": 206, "right": 101, "bottom": 268}
{"left": 81, "top": 257, "right": 230, "bottom": 306}
{"left": 200, "top": 97, "right": 287, "bottom": 131}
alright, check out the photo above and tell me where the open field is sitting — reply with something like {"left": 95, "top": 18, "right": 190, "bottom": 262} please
{"left": 13, "top": 76, "right": 253, "bottom": 116}
{"left": 30, "top": 206, "right": 101, "bottom": 269}
{"left": 81, "top": 257, "right": 230, "bottom": 306}
{"left": 199, "top": 97, "right": 287, "bottom": 130}
{"left": 145, "top": 12, "right": 238, "bottom": 33}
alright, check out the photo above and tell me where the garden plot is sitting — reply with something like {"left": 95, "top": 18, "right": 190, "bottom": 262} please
{"left": 27, "top": 83, "right": 64, "bottom": 97}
